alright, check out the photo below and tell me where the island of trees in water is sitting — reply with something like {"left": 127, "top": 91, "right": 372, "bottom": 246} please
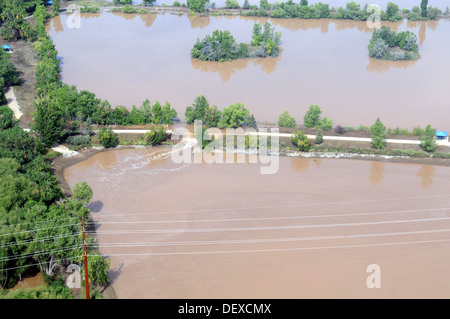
{"left": 191, "top": 22, "right": 281, "bottom": 62}
{"left": 368, "top": 26, "right": 419, "bottom": 61}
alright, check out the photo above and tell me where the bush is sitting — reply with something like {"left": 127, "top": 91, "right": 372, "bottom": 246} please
{"left": 419, "top": 125, "right": 437, "bottom": 152}
{"left": 97, "top": 127, "right": 118, "bottom": 148}
{"left": 65, "top": 135, "right": 90, "bottom": 146}
{"left": 370, "top": 118, "right": 387, "bottom": 149}
{"left": 173, "top": 1, "right": 181, "bottom": 6}
{"left": 123, "top": 5, "right": 137, "bottom": 13}
{"left": 303, "top": 104, "right": 322, "bottom": 128}
{"left": 427, "top": 7, "right": 442, "bottom": 20}
{"left": 318, "top": 116, "right": 332, "bottom": 131}
{"left": 144, "top": 126, "right": 167, "bottom": 145}
{"left": 278, "top": 111, "right": 296, "bottom": 128}
{"left": 80, "top": 5, "right": 100, "bottom": 13}
{"left": 225, "top": 0, "right": 239, "bottom": 9}
{"left": 0, "top": 105, "right": 15, "bottom": 130}
{"left": 335, "top": 125, "right": 346, "bottom": 134}
{"left": 113, "top": 0, "right": 133, "bottom": 4}
{"left": 315, "top": 129, "right": 324, "bottom": 144}
{"left": 291, "top": 130, "right": 310, "bottom": 151}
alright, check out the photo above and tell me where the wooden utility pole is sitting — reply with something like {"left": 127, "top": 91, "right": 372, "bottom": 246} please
{"left": 82, "top": 217, "right": 90, "bottom": 300}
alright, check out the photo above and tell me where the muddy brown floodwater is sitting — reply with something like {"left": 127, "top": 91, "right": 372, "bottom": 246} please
{"left": 64, "top": 149, "right": 450, "bottom": 298}
{"left": 47, "top": 13, "right": 450, "bottom": 129}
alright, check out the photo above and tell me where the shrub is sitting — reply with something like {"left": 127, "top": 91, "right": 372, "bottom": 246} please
{"left": 97, "top": 127, "right": 118, "bottom": 148}
{"left": 278, "top": 111, "right": 296, "bottom": 128}
{"left": 144, "top": 126, "right": 167, "bottom": 145}
{"left": 419, "top": 124, "right": 437, "bottom": 152}
{"left": 315, "top": 129, "right": 324, "bottom": 144}
{"left": 66, "top": 135, "right": 90, "bottom": 146}
{"left": 427, "top": 7, "right": 442, "bottom": 20}
{"left": 138, "top": 8, "right": 148, "bottom": 13}
{"left": 291, "top": 130, "right": 310, "bottom": 151}
{"left": 303, "top": 104, "right": 322, "bottom": 128}
{"left": 334, "top": 125, "right": 346, "bottom": 135}
{"left": 0, "top": 105, "right": 15, "bottom": 130}
{"left": 225, "top": 0, "right": 239, "bottom": 9}
{"left": 370, "top": 117, "right": 387, "bottom": 149}
{"left": 80, "top": 5, "right": 100, "bottom": 13}
{"left": 123, "top": 5, "right": 137, "bottom": 13}
{"left": 173, "top": 1, "right": 181, "bottom": 6}
{"left": 318, "top": 116, "right": 333, "bottom": 130}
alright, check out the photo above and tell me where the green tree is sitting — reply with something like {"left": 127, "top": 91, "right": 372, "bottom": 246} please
{"left": 247, "top": 114, "right": 257, "bottom": 129}
{"left": 187, "top": 0, "right": 209, "bottom": 12}
{"left": 218, "top": 103, "right": 250, "bottom": 129}
{"left": 251, "top": 23, "right": 263, "bottom": 46}
{"left": 291, "top": 130, "right": 310, "bottom": 151}
{"left": 0, "top": 106, "right": 15, "bottom": 130}
{"left": 303, "top": 104, "right": 322, "bottom": 128}
{"left": 86, "top": 253, "right": 111, "bottom": 286}
{"left": 97, "top": 127, "right": 118, "bottom": 148}
{"left": 0, "top": 51, "right": 19, "bottom": 86}
{"left": 33, "top": 97, "right": 66, "bottom": 147}
{"left": 278, "top": 110, "right": 296, "bottom": 128}
{"left": 144, "top": 125, "right": 167, "bottom": 145}
{"left": 315, "top": 129, "right": 324, "bottom": 144}
{"left": 72, "top": 182, "right": 93, "bottom": 204}
{"left": 370, "top": 117, "right": 387, "bottom": 149}
{"left": 225, "top": 0, "right": 239, "bottom": 8}
{"left": 318, "top": 116, "right": 333, "bottom": 131}
{"left": 419, "top": 124, "right": 437, "bottom": 152}
{"left": 421, "top": 0, "right": 428, "bottom": 18}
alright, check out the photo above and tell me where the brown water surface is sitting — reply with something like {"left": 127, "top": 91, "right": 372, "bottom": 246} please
{"left": 47, "top": 14, "right": 450, "bottom": 129}
{"left": 64, "top": 149, "right": 450, "bottom": 298}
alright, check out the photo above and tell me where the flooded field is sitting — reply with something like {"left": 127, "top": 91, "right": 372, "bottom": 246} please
{"left": 64, "top": 149, "right": 450, "bottom": 298}
{"left": 47, "top": 13, "right": 450, "bottom": 129}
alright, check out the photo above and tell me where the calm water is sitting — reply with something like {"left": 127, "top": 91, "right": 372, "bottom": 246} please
{"left": 64, "top": 149, "right": 450, "bottom": 298}
{"left": 47, "top": 12, "right": 450, "bottom": 129}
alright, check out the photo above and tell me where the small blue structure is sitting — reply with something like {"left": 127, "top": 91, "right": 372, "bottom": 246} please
{"left": 435, "top": 131, "right": 448, "bottom": 140}
{"left": 46, "top": 0, "right": 53, "bottom": 6}
{"left": 1, "top": 45, "right": 12, "bottom": 53}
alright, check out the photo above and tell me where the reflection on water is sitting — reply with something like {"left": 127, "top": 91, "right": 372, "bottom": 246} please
{"left": 191, "top": 54, "right": 281, "bottom": 81}
{"left": 366, "top": 57, "right": 419, "bottom": 74}
{"left": 187, "top": 15, "right": 211, "bottom": 29}
{"left": 369, "top": 161, "right": 384, "bottom": 185}
{"left": 290, "top": 157, "right": 310, "bottom": 172}
{"left": 407, "top": 20, "right": 439, "bottom": 45}
{"left": 416, "top": 165, "right": 435, "bottom": 188}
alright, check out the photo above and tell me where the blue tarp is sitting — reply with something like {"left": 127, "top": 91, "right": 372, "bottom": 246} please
{"left": 1, "top": 45, "right": 11, "bottom": 49}
{"left": 436, "top": 131, "right": 448, "bottom": 139}
{"left": 46, "top": 0, "right": 53, "bottom": 4}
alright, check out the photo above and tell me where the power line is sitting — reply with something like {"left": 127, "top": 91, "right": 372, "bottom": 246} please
{"left": 92, "top": 207, "right": 450, "bottom": 225}
{"left": 0, "top": 255, "right": 85, "bottom": 272}
{"left": 84, "top": 228, "right": 450, "bottom": 249}
{"left": 87, "top": 216, "right": 450, "bottom": 235}
{"left": 0, "top": 232, "right": 82, "bottom": 249}
{"left": 92, "top": 194, "right": 450, "bottom": 218}
{"left": 94, "top": 238, "right": 450, "bottom": 258}
{"left": 0, "top": 245, "right": 84, "bottom": 263}
{"left": 0, "top": 217, "right": 80, "bottom": 230}
{"left": 0, "top": 223, "right": 81, "bottom": 238}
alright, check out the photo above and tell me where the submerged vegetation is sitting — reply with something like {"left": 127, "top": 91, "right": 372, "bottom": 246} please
{"left": 191, "top": 22, "right": 281, "bottom": 62}
{"left": 368, "top": 26, "right": 419, "bottom": 61}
